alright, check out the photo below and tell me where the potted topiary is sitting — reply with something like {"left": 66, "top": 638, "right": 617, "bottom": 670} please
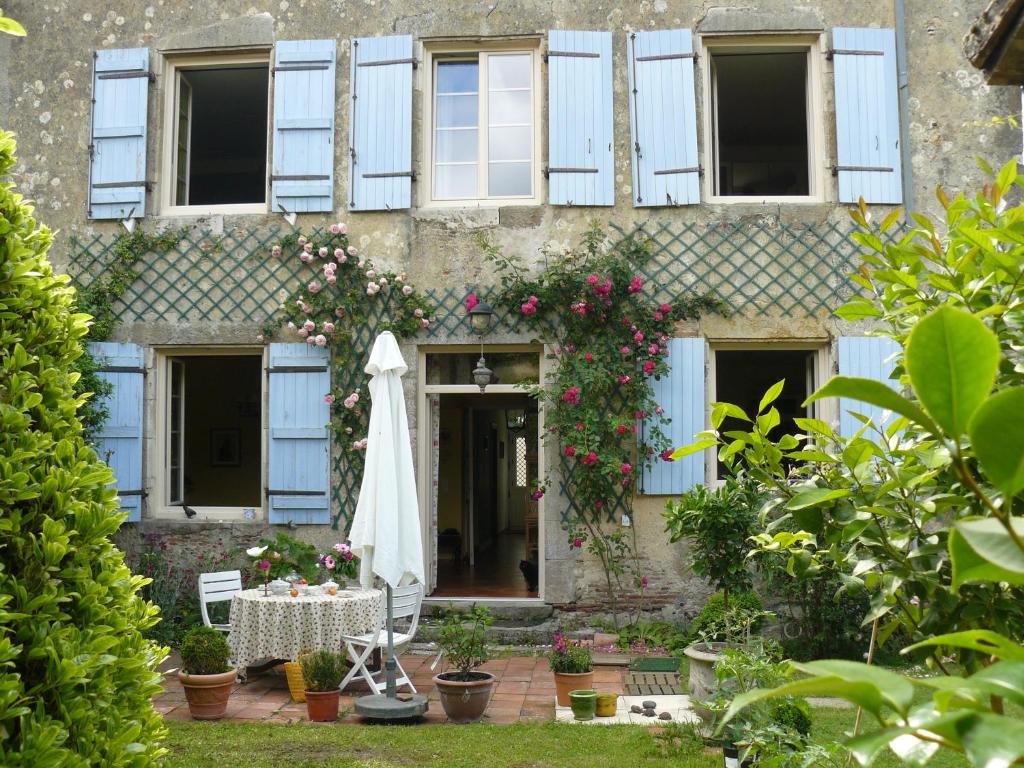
{"left": 300, "top": 649, "right": 348, "bottom": 722}
{"left": 178, "top": 627, "right": 236, "bottom": 720}
{"left": 663, "top": 475, "right": 762, "bottom": 708}
{"left": 432, "top": 606, "right": 496, "bottom": 723}
{"left": 549, "top": 633, "right": 593, "bottom": 707}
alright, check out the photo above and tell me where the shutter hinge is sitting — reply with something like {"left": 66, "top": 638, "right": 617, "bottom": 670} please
{"left": 544, "top": 50, "right": 601, "bottom": 62}
{"left": 97, "top": 69, "right": 156, "bottom": 83}
{"left": 832, "top": 165, "right": 895, "bottom": 176}
{"left": 91, "top": 180, "right": 153, "bottom": 191}
{"left": 543, "top": 167, "right": 599, "bottom": 178}
{"left": 826, "top": 48, "right": 884, "bottom": 60}
{"left": 361, "top": 170, "right": 417, "bottom": 181}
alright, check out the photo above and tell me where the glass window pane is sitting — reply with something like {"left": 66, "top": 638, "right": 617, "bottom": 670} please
{"left": 488, "top": 162, "right": 531, "bottom": 197}
{"left": 488, "top": 54, "right": 531, "bottom": 90}
{"left": 434, "top": 164, "right": 478, "bottom": 198}
{"left": 435, "top": 129, "right": 477, "bottom": 163}
{"left": 436, "top": 94, "right": 478, "bottom": 128}
{"left": 488, "top": 90, "right": 532, "bottom": 126}
{"left": 488, "top": 126, "right": 531, "bottom": 162}
{"left": 437, "top": 61, "right": 478, "bottom": 94}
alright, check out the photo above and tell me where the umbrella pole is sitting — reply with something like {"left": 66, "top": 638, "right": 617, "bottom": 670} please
{"left": 385, "top": 583, "right": 397, "bottom": 699}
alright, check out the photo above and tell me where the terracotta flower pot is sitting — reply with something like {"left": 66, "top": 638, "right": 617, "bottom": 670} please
{"left": 433, "top": 672, "right": 496, "bottom": 724}
{"left": 304, "top": 689, "right": 341, "bottom": 722}
{"left": 179, "top": 669, "right": 237, "bottom": 720}
{"left": 553, "top": 670, "right": 593, "bottom": 707}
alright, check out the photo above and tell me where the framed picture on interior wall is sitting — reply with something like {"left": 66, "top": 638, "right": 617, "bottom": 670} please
{"left": 210, "top": 429, "right": 240, "bottom": 467}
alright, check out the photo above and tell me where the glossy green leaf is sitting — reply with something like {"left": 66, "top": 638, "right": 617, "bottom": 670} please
{"left": 758, "top": 380, "right": 786, "bottom": 415}
{"left": 903, "top": 630, "right": 1024, "bottom": 661}
{"left": 905, "top": 307, "right": 999, "bottom": 436}
{"left": 950, "top": 517, "right": 1024, "bottom": 590}
{"left": 0, "top": 16, "right": 26, "bottom": 36}
{"left": 669, "top": 439, "right": 717, "bottom": 462}
{"left": 785, "top": 488, "right": 852, "bottom": 511}
{"left": 929, "top": 711, "right": 1024, "bottom": 768}
{"left": 808, "top": 376, "right": 940, "bottom": 436}
{"left": 968, "top": 387, "right": 1024, "bottom": 496}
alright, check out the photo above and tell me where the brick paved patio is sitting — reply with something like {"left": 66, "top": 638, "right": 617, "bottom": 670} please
{"left": 156, "top": 654, "right": 628, "bottom": 725}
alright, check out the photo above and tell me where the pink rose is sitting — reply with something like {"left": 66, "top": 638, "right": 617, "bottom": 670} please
{"left": 403, "top": 285, "right": 414, "bottom": 296}
{"left": 564, "top": 446, "right": 577, "bottom": 457}
{"left": 584, "top": 352, "right": 594, "bottom": 362}
{"left": 271, "top": 245, "right": 282, "bottom": 257}
{"left": 326, "top": 274, "right": 337, "bottom": 285}
{"left": 618, "top": 374, "right": 631, "bottom": 385}
{"left": 329, "top": 224, "right": 341, "bottom": 235}
{"left": 621, "top": 462, "right": 633, "bottom": 475}
{"left": 337, "top": 223, "right": 348, "bottom": 234}
{"left": 323, "top": 322, "right": 335, "bottom": 333}
{"left": 572, "top": 537, "right": 583, "bottom": 549}
{"left": 465, "top": 293, "right": 479, "bottom": 312}
{"left": 594, "top": 499, "right": 604, "bottom": 509}
{"left": 319, "top": 247, "right": 329, "bottom": 258}
{"left": 643, "top": 361, "right": 656, "bottom": 375}
{"left": 300, "top": 252, "right": 313, "bottom": 263}
{"left": 629, "top": 277, "right": 643, "bottom": 293}
{"left": 653, "top": 311, "right": 664, "bottom": 321}
{"left": 575, "top": 422, "right": 585, "bottom": 431}
{"left": 349, "top": 247, "right": 358, "bottom": 256}
{"left": 640, "top": 576, "right": 649, "bottom": 588}
{"left": 334, "top": 248, "right": 345, "bottom": 258}
{"left": 314, "top": 335, "right": 327, "bottom": 346}
{"left": 562, "top": 386, "right": 581, "bottom": 405}
{"left": 621, "top": 346, "right": 631, "bottom": 355}
{"left": 660, "top": 304, "right": 671, "bottom": 314}
{"left": 616, "top": 424, "right": 627, "bottom": 435}
{"left": 586, "top": 274, "right": 599, "bottom": 285}
{"left": 297, "top": 236, "right": 307, "bottom": 246}
{"left": 308, "top": 281, "right": 321, "bottom": 293}
{"left": 414, "top": 308, "right": 424, "bottom": 318}
{"left": 582, "top": 451, "right": 598, "bottom": 466}
{"left": 420, "top": 318, "right": 430, "bottom": 329}
{"left": 634, "top": 331, "right": 644, "bottom": 342}
{"left": 303, "top": 320, "right": 315, "bottom": 332}
{"left": 655, "top": 406, "right": 664, "bottom": 415}
{"left": 325, "top": 394, "right": 335, "bottom": 404}
{"left": 258, "top": 559, "right": 271, "bottom": 571}
{"left": 531, "top": 490, "right": 544, "bottom": 501}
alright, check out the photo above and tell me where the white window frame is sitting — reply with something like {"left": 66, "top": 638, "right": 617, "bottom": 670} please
{"left": 420, "top": 40, "right": 543, "bottom": 208}
{"left": 159, "top": 52, "right": 272, "bottom": 216}
{"left": 699, "top": 34, "right": 828, "bottom": 204}
{"left": 706, "top": 341, "right": 834, "bottom": 484}
{"left": 416, "top": 344, "right": 547, "bottom": 602}
{"left": 151, "top": 347, "right": 267, "bottom": 522}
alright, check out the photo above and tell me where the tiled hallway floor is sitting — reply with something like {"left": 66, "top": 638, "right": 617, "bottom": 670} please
{"left": 156, "top": 654, "right": 628, "bottom": 725}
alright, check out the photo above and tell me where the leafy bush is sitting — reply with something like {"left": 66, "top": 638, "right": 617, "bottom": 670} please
{"left": 664, "top": 475, "right": 761, "bottom": 607}
{"left": 437, "top": 606, "right": 494, "bottom": 680}
{"left": 299, "top": 650, "right": 347, "bottom": 692}
{"left": 687, "top": 591, "right": 765, "bottom": 644}
{"left": 616, "top": 621, "right": 689, "bottom": 655}
{"left": 549, "top": 632, "right": 593, "bottom": 674}
{"left": 179, "top": 627, "right": 231, "bottom": 676}
{"left": 0, "top": 130, "right": 166, "bottom": 764}
{"left": 257, "top": 531, "right": 321, "bottom": 582}
{"left": 768, "top": 700, "right": 811, "bottom": 737}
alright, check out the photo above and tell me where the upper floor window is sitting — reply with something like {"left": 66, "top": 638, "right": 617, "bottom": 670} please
{"left": 702, "top": 37, "right": 825, "bottom": 202}
{"left": 425, "top": 45, "right": 541, "bottom": 206}
{"left": 161, "top": 55, "right": 270, "bottom": 214}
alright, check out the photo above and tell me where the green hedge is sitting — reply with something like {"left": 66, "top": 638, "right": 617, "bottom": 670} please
{"left": 0, "top": 130, "right": 167, "bottom": 765}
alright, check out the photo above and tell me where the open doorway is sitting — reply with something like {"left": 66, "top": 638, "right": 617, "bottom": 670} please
{"left": 433, "top": 393, "right": 539, "bottom": 598}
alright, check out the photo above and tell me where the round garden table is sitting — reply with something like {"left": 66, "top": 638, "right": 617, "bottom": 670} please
{"left": 227, "top": 587, "right": 383, "bottom": 670}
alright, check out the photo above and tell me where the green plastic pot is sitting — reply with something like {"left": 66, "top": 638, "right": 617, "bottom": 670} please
{"left": 569, "top": 689, "right": 597, "bottom": 721}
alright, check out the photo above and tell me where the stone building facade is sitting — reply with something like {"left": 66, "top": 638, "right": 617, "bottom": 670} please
{"left": 1, "top": 0, "right": 1018, "bottom": 616}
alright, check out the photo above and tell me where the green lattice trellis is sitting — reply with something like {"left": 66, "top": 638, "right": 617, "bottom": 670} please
{"left": 68, "top": 217, "right": 871, "bottom": 529}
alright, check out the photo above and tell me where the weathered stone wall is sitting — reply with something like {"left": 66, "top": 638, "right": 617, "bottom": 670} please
{"left": 3, "top": 0, "right": 1019, "bottom": 613}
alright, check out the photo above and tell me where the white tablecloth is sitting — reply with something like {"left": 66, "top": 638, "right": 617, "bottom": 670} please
{"left": 227, "top": 587, "right": 382, "bottom": 669}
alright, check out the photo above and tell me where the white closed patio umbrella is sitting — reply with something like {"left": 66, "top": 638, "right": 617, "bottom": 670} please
{"left": 348, "top": 330, "right": 428, "bottom": 720}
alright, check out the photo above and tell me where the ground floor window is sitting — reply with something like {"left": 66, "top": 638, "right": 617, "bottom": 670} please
{"left": 712, "top": 346, "right": 822, "bottom": 478}
{"left": 161, "top": 353, "right": 263, "bottom": 517}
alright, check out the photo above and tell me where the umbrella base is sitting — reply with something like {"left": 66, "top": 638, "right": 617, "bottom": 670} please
{"left": 354, "top": 693, "right": 428, "bottom": 721}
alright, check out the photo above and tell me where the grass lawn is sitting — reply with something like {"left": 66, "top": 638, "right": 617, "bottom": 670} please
{"left": 163, "top": 721, "right": 719, "bottom": 768}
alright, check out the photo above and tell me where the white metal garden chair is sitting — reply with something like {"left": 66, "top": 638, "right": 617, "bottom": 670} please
{"left": 198, "top": 570, "right": 242, "bottom": 633}
{"left": 339, "top": 582, "right": 423, "bottom": 694}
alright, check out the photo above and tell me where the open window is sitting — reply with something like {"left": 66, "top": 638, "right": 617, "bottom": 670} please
{"left": 159, "top": 352, "right": 263, "bottom": 519}
{"left": 424, "top": 44, "right": 542, "bottom": 206}
{"left": 703, "top": 37, "right": 824, "bottom": 201}
{"left": 163, "top": 57, "right": 270, "bottom": 213}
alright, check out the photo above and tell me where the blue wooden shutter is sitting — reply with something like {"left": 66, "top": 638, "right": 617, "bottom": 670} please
{"left": 642, "top": 338, "right": 705, "bottom": 495}
{"left": 89, "top": 48, "right": 150, "bottom": 220}
{"left": 832, "top": 28, "right": 903, "bottom": 204}
{"left": 268, "top": 343, "right": 331, "bottom": 525}
{"left": 89, "top": 342, "right": 145, "bottom": 521}
{"left": 272, "top": 40, "right": 337, "bottom": 214}
{"left": 348, "top": 35, "right": 414, "bottom": 211}
{"left": 837, "top": 336, "right": 902, "bottom": 437}
{"left": 626, "top": 30, "right": 700, "bottom": 207}
{"left": 547, "top": 30, "right": 614, "bottom": 206}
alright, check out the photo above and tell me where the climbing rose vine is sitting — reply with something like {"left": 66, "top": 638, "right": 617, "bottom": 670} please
{"left": 263, "top": 225, "right": 433, "bottom": 524}
{"left": 479, "top": 224, "right": 725, "bottom": 622}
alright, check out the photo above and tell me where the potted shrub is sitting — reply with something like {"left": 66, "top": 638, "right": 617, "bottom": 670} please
{"left": 432, "top": 606, "right": 496, "bottom": 723}
{"left": 300, "top": 649, "right": 348, "bottom": 722}
{"left": 664, "top": 475, "right": 762, "bottom": 705}
{"left": 549, "top": 633, "right": 593, "bottom": 707}
{"left": 178, "top": 627, "right": 236, "bottom": 720}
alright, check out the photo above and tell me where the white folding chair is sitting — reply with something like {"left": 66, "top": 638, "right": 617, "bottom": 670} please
{"left": 339, "top": 583, "right": 423, "bottom": 694}
{"left": 198, "top": 570, "right": 242, "bottom": 633}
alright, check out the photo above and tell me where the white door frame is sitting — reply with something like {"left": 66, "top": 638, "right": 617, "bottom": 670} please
{"left": 416, "top": 344, "right": 547, "bottom": 603}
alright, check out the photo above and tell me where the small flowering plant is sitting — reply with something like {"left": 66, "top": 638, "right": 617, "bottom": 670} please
{"left": 549, "top": 633, "right": 593, "bottom": 674}
{"left": 318, "top": 541, "right": 359, "bottom": 583}
{"left": 479, "top": 225, "right": 724, "bottom": 624}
